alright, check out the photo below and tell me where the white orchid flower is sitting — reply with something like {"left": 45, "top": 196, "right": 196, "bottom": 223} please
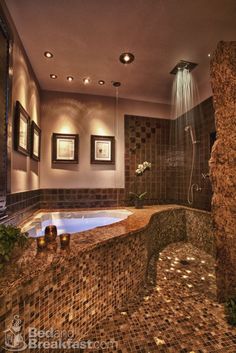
{"left": 135, "top": 161, "right": 151, "bottom": 176}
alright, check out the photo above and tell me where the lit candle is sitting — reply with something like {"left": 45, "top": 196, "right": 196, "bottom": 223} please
{"left": 45, "top": 225, "right": 57, "bottom": 243}
{"left": 60, "top": 233, "right": 70, "bottom": 249}
{"left": 36, "top": 236, "right": 47, "bottom": 251}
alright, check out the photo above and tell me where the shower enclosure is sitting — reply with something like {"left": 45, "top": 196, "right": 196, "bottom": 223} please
{"left": 171, "top": 62, "right": 202, "bottom": 205}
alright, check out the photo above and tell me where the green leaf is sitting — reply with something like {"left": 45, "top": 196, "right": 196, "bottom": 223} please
{"left": 129, "top": 192, "right": 139, "bottom": 199}
{"left": 0, "top": 224, "right": 29, "bottom": 267}
{"left": 138, "top": 191, "right": 147, "bottom": 200}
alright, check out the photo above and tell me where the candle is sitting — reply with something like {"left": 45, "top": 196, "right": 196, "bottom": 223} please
{"left": 36, "top": 236, "right": 47, "bottom": 251}
{"left": 60, "top": 233, "right": 70, "bottom": 249}
{"left": 45, "top": 225, "right": 57, "bottom": 243}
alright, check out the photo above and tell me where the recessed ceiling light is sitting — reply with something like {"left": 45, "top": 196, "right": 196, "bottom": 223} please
{"left": 119, "top": 52, "right": 135, "bottom": 64}
{"left": 83, "top": 77, "right": 91, "bottom": 85}
{"left": 50, "top": 74, "right": 57, "bottom": 79}
{"left": 98, "top": 80, "right": 105, "bottom": 85}
{"left": 112, "top": 81, "right": 121, "bottom": 87}
{"left": 208, "top": 53, "right": 211, "bottom": 57}
{"left": 67, "top": 76, "right": 74, "bottom": 82}
{"left": 44, "top": 51, "right": 53, "bottom": 58}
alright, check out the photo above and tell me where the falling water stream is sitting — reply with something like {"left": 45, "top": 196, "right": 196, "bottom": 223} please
{"left": 171, "top": 68, "right": 200, "bottom": 205}
{"left": 172, "top": 68, "right": 198, "bottom": 119}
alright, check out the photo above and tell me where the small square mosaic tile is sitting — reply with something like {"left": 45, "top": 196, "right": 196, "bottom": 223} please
{"left": 81, "top": 243, "right": 236, "bottom": 353}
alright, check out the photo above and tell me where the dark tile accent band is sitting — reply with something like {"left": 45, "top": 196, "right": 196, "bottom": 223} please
{"left": 40, "top": 188, "right": 125, "bottom": 209}
{"left": 4, "top": 188, "right": 125, "bottom": 224}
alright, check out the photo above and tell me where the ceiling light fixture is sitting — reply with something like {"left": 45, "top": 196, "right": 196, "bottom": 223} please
{"left": 119, "top": 52, "right": 135, "bottom": 64}
{"left": 44, "top": 51, "right": 53, "bottom": 58}
{"left": 112, "top": 81, "right": 121, "bottom": 87}
{"left": 208, "top": 53, "right": 211, "bottom": 57}
{"left": 98, "top": 80, "right": 105, "bottom": 85}
{"left": 67, "top": 76, "right": 74, "bottom": 82}
{"left": 83, "top": 77, "right": 91, "bottom": 85}
{"left": 50, "top": 74, "right": 57, "bottom": 79}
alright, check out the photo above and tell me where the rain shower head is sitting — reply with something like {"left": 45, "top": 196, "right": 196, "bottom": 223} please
{"left": 170, "top": 60, "right": 198, "bottom": 75}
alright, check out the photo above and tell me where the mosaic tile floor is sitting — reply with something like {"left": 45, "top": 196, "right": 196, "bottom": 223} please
{"left": 82, "top": 242, "right": 236, "bottom": 353}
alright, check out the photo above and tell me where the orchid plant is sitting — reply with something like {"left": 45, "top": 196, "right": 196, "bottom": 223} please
{"left": 135, "top": 161, "right": 151, "bottom": 176}
{"left": 129, "top": 161, "right": 151, "bottom": 202}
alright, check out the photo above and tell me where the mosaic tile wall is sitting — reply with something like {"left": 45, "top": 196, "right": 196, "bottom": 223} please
{"left": 0, "top": 207, "right": 214, "bottom": 351}
{"left": 125, "top": 97, "right": 215, "bottom": 211}
{"left": 125, "top": 116, "right": 174, "bottom": 205}
{"left": 185, "top": 209, "right": 215, "bottom": 257}
{"left": 0, "top": 229, "right": 148, "bottom": 348}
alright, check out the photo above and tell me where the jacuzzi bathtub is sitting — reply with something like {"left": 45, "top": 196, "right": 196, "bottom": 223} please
{"left": 22, "top": 209, "right": 133, "bottom": 237}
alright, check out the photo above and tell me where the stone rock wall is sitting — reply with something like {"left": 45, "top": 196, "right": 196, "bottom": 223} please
{"left": 210, "top": 41, "right": 236, "bottom": 302}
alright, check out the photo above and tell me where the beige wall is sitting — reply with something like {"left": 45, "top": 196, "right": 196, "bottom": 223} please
{"left": 40, "top": 90, "right": 170, "bottom": 189}
{"left": 2, "top": 1, "right": 41, "bottom": 193}
{"left": 10, "top": 42, "right": 41, "bottom": 193}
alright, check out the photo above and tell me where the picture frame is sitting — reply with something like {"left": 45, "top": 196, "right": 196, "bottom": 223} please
{"left": 52, "top": 133, "right": 79, "bottom": 163}
{"left": 14, "top": 101, "right": 30, "bottom": 156}
{"left": 91, "top": 135, "right": 115, "bottom": 164}
{"left": 31, "top": 121, "right": 41, "bottom": 161}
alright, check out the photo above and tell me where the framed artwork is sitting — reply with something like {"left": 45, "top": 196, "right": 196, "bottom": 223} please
{"left": 31, "top": 121, "right": 41, "bottom": 161}
{"left": 52, "top": 133, "right": 79, "bottom": 163}
{"left": 14, "top": 101, "right": 30, "bottom": 156}
{"left": 91, "top": 135, "right": 115, "bottom": 164}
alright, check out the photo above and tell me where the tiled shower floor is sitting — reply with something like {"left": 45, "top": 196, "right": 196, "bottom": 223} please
{"left": 83, "top": 242, "right": 236, "bottom": 353}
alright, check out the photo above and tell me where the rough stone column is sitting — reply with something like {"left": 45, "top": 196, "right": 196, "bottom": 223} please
{"left": 210, "top": 41, "right": 236, "bottom": 302}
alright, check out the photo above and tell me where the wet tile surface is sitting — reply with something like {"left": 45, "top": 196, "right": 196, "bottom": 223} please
{"left": 82, "top": 243, "right": 236, "bottom": 353}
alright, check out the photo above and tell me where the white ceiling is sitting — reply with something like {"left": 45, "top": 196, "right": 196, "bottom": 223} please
{"left": 5, "top": 0, "right": 236, "bottom": 104}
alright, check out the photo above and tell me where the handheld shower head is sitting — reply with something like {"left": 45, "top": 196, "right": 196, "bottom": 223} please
{"left": 185, "top": 125, "right": 199, "bottom": 144}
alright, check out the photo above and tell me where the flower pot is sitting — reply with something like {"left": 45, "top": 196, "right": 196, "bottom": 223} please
{"left": 134, "top": 199, "right": 144, "bottom": 209}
